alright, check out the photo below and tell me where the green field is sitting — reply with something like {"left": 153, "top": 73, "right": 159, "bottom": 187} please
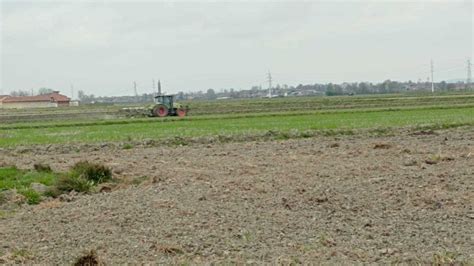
{"left": 0, "top": 96, "right": 473, "bottom": 147}
{"left": 1, "top": 92, "right": 474, "bottom": 124}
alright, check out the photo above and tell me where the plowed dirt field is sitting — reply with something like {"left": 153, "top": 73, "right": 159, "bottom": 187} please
{"left": 1, "top": 128, "right": 473, "bottom": 264}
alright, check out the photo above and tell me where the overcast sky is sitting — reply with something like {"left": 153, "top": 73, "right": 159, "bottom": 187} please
{"left": 1, "top": 0, "right": 473, "bottom": 97}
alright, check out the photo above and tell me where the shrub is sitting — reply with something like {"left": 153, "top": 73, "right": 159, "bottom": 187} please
{"left": 71, "top": 161, "right": 112, "bottom": 184}
{"left": 55, "top": 175, "right": 93, "bottom": 193}
{"left": 45, "top": 162, "right": 112, "bottom": 196}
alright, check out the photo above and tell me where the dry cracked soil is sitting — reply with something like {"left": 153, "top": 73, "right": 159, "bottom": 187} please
{"left": 0, "top": 128, "right": 473, "bottom": 264}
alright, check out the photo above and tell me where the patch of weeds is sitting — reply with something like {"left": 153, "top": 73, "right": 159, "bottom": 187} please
{"left": 432, "top": 251, "right": 459, "bottom": 265}
{"left": 321, "top": 129, "right": 338, "bottom": 137}
{"left": 290, "top": 256, "right": 302, "bottom": 264}
{"left": 319, "top": 234, "right": 336, "bottom": 247}
{"left": 122, "top": 143, "right": 134, "bottom": 150}
{"left": 71, "top": 161, "right": 112, "bottom": 184}
{"left": 126, "top": 135, "right": 133, "bottom": 142}
{"left": 9, "top": 249, "right": 33, "bottom": 262}
{"left": 170, "top": 136, "right": 189, "bottom": 146}
{"left": 264, "top": 130, "right": 279, "bottom": 137}
{"left": 217, "top": 134, "right": 233, "bottom": 143}
{"left": 0, "top": 192, "right": 5, "bottom": 205}
{"left": 340, "top": 129, "right": 355, "bottom": 136}
{"left": 414, "top": 122, "right": 467, "bottom": 133}
{"left": 131, "top": 176, "right": 149, "bottom": 186}
{"left": 47, "top": 162, "right": 112, "bottom": 195}
{"left": 33, "top": 163, "right": 52, "bottom": 173}
{"left": 53, "top": 175, "right": 94, "bottom": 194}
{"left": 17, "top": 188, "right": 41, "bottom": 205}
{"left": 0, "top": 166, "right": 58, "bottom": 205}
{"left": 425, "top": 154, "right": 443, "bottom": 165}
{"left": 11, "top": 249, "right": 30, "bottom": 258}
{"left": 235, "top": 230, "right": 254, "bottom": 242}
{"left": 300, "top": 130, "right": 314, "bottom": 138}
{"left": 276, "top": 131, "right": 290, "bottom": 140}
{"left": 0, "top": 167, "right": 57, "bottom": 189}
{"left": 0, "top": 210, "right": 14, "bottom": 219}
{"left": 242, "top": 231, "right": 253, "bottom": 242}
{"left": 426, "top": 154, "right": 454, "bottom": 165}
{"left": 157, "top": 245, "right": 184, "bottom": 256}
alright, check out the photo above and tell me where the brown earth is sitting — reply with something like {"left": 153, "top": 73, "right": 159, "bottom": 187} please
{"left": 0, "top": 128, "right": 473, "bottom": 264}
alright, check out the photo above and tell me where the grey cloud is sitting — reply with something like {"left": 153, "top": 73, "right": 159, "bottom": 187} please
{"left": 1, "top": 1, "right": 472, "bottom": 96}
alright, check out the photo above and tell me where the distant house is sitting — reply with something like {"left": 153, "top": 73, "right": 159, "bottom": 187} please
{"left": 0, "top": 91, "right": 71, "bottom": 109}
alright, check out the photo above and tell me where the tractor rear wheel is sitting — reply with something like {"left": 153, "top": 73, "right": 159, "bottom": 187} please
{"left": 177, "top": 108, "right": 187, "bottom": 117}
{"left": 153, "top": 105, "right": 168, "bottom": 117}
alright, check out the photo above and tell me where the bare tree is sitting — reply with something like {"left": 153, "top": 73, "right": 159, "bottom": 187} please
{"left": 10, "top": 90, "right": 30, "bottom": 96}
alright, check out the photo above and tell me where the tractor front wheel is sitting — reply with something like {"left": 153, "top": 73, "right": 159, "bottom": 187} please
{"left": 177, "top": 108, "right": 187, "bottom": 117}
{"left": 153, "top": 105, "right": 168, "bottom": 117}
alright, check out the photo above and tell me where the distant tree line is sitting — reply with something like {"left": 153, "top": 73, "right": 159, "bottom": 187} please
{"left": 8, "top": 87, "right": 55, "bottom": 97}
{"left": 79, "top": 80, "right": 471, "bottom": 103}
{"left": 6, "top": 81, "right": 470, "bottom": 104}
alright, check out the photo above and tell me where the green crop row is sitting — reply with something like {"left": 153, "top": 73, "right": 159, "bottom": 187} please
{"left": 0, "top": 106, "right": 473, "bottom": 147}
{"left": 1, "top": 93, "right": 474, "bottom": 125}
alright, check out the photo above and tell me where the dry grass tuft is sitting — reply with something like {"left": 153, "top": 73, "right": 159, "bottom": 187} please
{"left": 373, "top": 143, "right": 392, "bottom": 149}
{"left": 158, "top": 246, "right": 184, "bottom": 255}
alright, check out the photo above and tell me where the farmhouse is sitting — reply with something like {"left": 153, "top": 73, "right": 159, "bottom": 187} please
{"left": 0, "top": 91, "right": 71, "bottom": 109}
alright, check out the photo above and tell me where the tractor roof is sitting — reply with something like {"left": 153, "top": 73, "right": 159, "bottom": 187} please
{"left": 154, "top": 94, "right": 175, "bottom": 98}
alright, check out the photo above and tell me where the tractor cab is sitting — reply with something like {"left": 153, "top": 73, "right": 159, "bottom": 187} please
{"left": 151, "top": 94, "right": 187, "bottom": 117}
{"left": 154, "top": 95, "right": 174, "bottom": 108}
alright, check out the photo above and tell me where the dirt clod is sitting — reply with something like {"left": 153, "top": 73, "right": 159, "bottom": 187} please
{"left": 74, "top": 250, "right": 103, "bottom": 266}
{"left": 373, "top": 143, "right": 392, "bottom": 149}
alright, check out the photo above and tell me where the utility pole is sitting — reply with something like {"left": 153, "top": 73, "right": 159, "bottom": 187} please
{"left": 467, "top": 59, "right": 472, "bottom": 90}
{"left": 430, "top": 59, "right": 434, "bottom": 93}
{"left": 133, "top": 81, "right": 138, "bottom": 102}
{"left": 267, "top": 71, "right": 272, "bottom": 97}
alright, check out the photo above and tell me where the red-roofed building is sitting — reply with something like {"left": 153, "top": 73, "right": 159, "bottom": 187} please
{"left": 0, "top": 91, "right": 71, "bottom": 109}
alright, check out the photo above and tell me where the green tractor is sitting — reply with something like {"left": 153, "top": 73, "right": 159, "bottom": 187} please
{"left": 150, "top": 94, "right": 188, "bottom": 117}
